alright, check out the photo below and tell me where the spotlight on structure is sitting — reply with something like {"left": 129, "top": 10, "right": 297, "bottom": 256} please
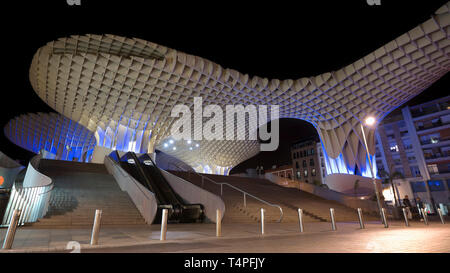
{"left": 187, "top": 140, "right": 192, "bottom": 144}
{"left": 365, "top": 116, "right": 376, "bottom": 126}
{"left": 163, "top": 143, "right": 168, "bottom": 148}
{"left": 195, "top": 143, "right": 199, "bottom": 147}
{"left": 169, "top": 139, "right": 174, "bottom": 144}
{"left": 173, "top": 146, "right": 177, "bottom": 151}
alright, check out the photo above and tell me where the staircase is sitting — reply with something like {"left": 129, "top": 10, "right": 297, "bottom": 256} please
{"left": 170, "top": 171, "right": 317, "bottom": 223}
{"left": 31, "top": 160, "right": 146, "bottom": 227}
{"left": 170, "top": 171, "right": 379, "bottom": 223}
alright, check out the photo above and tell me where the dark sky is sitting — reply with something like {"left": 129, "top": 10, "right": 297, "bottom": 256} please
{"left": 1, "top": 0, "right": 448, "bottom": 165}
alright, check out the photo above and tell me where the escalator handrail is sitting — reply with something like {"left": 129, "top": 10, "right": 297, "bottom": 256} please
{"left": 140, "top": 154, "right": 185, "bottom": 206}
{"left": 107, "top": 156, "right": 157, "bottom": 201}
{"left": 128, "top": 153, "right": 161, "bottom": 197}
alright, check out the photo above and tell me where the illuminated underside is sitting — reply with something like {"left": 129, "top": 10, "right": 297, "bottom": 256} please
{"left": 4, "top": 113, "right": 96, "bottom": 161}
{"left": 25, "top": 3, "right": 450, "bottom": 176}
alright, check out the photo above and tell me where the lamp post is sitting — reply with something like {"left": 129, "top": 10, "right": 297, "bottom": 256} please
{"left": 360, "top": 116, "right": 384, "bottom": 224}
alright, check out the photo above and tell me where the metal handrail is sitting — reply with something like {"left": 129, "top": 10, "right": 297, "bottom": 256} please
{"left": 168, "top": 162, "right": 283, "bottom": 222}
{"left": 1, "top": 154, "right": 55, "bottom": 226}
{"left": 2, "top": 179, "right": 54, "bottom": 226}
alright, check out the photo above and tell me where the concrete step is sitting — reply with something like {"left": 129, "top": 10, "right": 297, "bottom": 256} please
{"left": 31, "top": 160, "right": 147, "bottom": 227}
{"left": 170, "top": 171, "right": 380, "bottom": 223}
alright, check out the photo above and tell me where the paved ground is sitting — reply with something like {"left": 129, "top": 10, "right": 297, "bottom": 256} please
{"left": 0, "top": 220, "right": 449, "bottom": 253}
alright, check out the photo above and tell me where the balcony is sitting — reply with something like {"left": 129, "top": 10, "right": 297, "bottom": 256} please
{"left": 420, "top": 138, "right": 440, "bottom": 145}
{"left": 424, "top": 154, "right": 450, "bottom": 163}
{"left": 411, "top": 106, "right": 449, "bottom": 119}
{"left": 403, "top": 144, "right": 413, "bottom": 150}
{"left": 416, "top": 121, "right": 450, "bottom": 134}
{"left": 421, "top": 138, "right": 450, "bottom": 148}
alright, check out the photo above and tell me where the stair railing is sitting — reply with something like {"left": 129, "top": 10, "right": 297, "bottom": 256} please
{"left": 1, "top": 154, "right": 53, "bottom": 226}
{"left": 168, "top": 162, "right": 283, "bottom": 222}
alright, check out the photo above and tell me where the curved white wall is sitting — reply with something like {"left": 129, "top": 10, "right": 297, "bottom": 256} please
{"left": 22, "top": 155, "right": 52, "bottom": 188}
{"left": 92, "top": 146, "right": 114, "bottom": 163}
{"left": 324, "top": 173, "right": 381, "bottom": 195}
{"left": 104, "top": 156, "right": 158, "bottom": 225}
{"left": 160, "top": 169, "right": 225, "bottom": 222}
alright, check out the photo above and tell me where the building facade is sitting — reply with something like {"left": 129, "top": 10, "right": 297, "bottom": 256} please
{"left": 375, "top": 95, "right": 450, "bottom": 214}
{"left": 266, "top": 164, "right": 294, "bottom": 180}
{"left": 291, "top": 138, "right": 327, "bottom": 185}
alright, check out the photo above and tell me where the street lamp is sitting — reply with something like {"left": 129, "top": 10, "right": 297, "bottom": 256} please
{"left": 360, "top": 116, "right": 384, "bottom": 224}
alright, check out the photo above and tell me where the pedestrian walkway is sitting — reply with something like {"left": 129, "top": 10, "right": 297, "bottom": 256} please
{"left": 0, "top": 219, "right": 448, "bottom": 253}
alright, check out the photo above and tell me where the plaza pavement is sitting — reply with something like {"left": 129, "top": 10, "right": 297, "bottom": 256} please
{"left": 0, "top": 219, "right": 449, "bottom": 253}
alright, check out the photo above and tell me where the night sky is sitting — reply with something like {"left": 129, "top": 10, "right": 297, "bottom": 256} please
{"left": 1, "top": 0, "right": 448, "bottom": 167}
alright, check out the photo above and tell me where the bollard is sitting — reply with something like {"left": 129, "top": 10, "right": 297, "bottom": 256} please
{"left": 402, "top": 208, "right": 410, "bottom": 227}
{"left": 90, "top": 209, "right": 102, "bottom": 245}
{"left": 216, "top": 209, "right": 222, "bottom": 237}
{"left": 2, "top": 209, "right": 21, "bottom": 249}
{"left": 243, "top": 193, "right": 247, "bottom": 208}
{"left": 160, "top": 209, "right": 169, "bottom": 240}
{"left": 421, "top": 208, "right": 428, "bottom": 225}
{"left": 330, "top": 208, "right": 336, "bottom": 231}
{"left": 437, "top": 208, "right": 445, "bottom": 225}
{"left": 297, "top": 208, "right": 304, "bottom": 233}
{"left": 357, "top": 208, "right": 365, "bottom": 229}
{"left": 220, "top": 184, "right": 223, "bottom": 196}
{"left": 381, "top": 208, "right": 389, "bottom": 228}
{"left": 260, "top": 208, "right": 265, "bottom": 235}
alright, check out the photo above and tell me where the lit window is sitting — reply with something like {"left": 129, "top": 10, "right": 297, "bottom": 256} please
{"left": 428, "top": 180, "right": 444, "bottom": 191}
{"left": 427, "top": 164, "right": 439, "bottom": 174}
{"left": 390, "top": 144, "right": 399, "bottom": 152}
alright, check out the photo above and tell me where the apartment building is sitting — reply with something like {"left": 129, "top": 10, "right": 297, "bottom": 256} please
{"left": 375, "top": 96, "right": 450, "bottom": 214}
{"left": 291, "top": 138, "right": 327, "bottom": 185}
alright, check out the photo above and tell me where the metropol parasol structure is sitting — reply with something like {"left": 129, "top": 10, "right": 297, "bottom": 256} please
{"left": 5, "top": 3, "right": 450, "bottom": 178}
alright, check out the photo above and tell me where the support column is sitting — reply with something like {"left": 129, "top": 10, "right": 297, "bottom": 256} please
{"left": 402, "top": 106, "right": 430, "bottom": 181}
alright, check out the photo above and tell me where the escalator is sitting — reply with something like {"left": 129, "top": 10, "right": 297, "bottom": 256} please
{"left": 113, "top": 151, "right": 204, "bottom": 224}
